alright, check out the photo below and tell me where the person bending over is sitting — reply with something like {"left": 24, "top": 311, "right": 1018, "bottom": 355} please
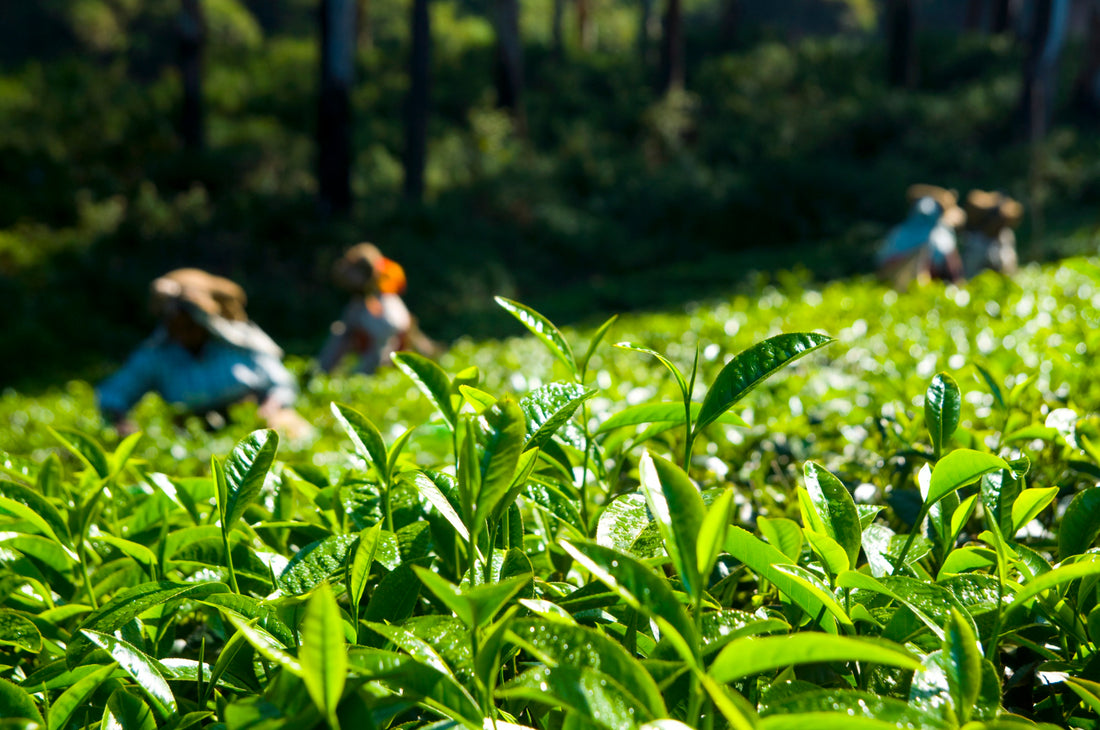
{"left": 96, "top": 268, "right": 311, "bottom": 438}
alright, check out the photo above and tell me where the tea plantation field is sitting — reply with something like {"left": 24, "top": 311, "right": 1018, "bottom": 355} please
{"left": 1, "top": 259, "right": 1099, "bottom": 729}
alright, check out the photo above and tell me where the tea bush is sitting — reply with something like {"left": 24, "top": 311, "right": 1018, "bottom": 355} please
{"left": 1, "top": 258, "right": 1099, "bottom": 728}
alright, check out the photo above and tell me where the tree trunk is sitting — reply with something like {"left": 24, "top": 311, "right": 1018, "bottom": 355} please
{"left": 638, "top": 0, "right": 652, "bottom": 64}
{"left": 1072, "top": 2, "right": 1100, "bottom": 116}
{"left": 178, "top": 0, "right": 205, "bottom": 150}
{"left": 885, "top": 0, "right": 917, "bottom": 88}
{"left": 1020, "top": 0, "right": 1069, "bottom": 261}
{"left": 493, "top": 0, "right": 526, "bottom": 133}
{"left": 658, "top": 0, "right": 683, "bottom": 94}
{"left": 964, "top": 0, "right": 984, "bottom": 31}
{"left": 403, "top": 0, "right": 431, "bottom": 202}
{"left": 577, "top": 0, "right": 593, "bottom": 51}
{"left": 360, "top": 0, "right": 374, "bottom": 52}
{"left": 718, "top": 0, "right": 740, "bottom": 51}
{"left": 1018, "top": 0, "right": 1069, "bottom": 141}
{"left": 990, "top": 0, "right": 1021, "bottom": 34}
{"left": 318, "top": 0, "right": 357, "bottom": 214}
{"left": 551, "top": 0, "right": 564, "bottom": 58}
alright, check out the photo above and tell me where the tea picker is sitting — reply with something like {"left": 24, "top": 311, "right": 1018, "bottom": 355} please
{"left": 96, "top": 268, "right": 312, "bottom": 438}
{"left": 961, "top": 189, "right": 1022, "bottom": 278}
{"left": 317, "top": 242, "right": 440, "bottom": 375}
{"left": 875, "top": 184, "right": 966, "bottom": 289}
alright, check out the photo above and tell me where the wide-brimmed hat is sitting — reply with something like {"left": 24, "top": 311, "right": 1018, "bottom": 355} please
{"left": 150, "top": 268, "right": 282, "bottom": 356}
{"left": 332, "top": 243, "right": 407, "bottom": 295}
{"left": 151, "top": 268, "right": 248, "bottom": 322}
{"left": 965, "top": 190, "right": 1024, "bottom": 236}
{"left": 907, "top": 184, "right": 967, "bottom": 228}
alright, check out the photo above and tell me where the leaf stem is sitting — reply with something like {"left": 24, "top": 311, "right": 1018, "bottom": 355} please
{"left": 222, "top": 526, "right": 241, "bottom": 594}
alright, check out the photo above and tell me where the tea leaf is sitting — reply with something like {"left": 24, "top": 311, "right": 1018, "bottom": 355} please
{"left": 597, "top": 402, "right": 748, "bottom": 434}
{"left": 615, "top": 343, "right": 690, "bottom": 404}
{"left": 508, "top": 618, "right": 667, "bottom": 717}
{"left": 49, "top": 427, "right": 110, "bottom": 479}
{"left": 520, "top": 382, "right": 594, "bottom": 450}
{"left": 496, "top": 296, "right": 577, "bottom": 376}
{"left": 1002, "top": 557, "right": 1100, "bottom": 627}
{"left": 81, "top": 629, "right": 176, "bottom": 716}
{"left": 694, "top": 332, "right": 833, "bottom": 435}
{"left": 198, "top": 594, "right": 294, "bottom": 647}
{"left": 580, "top": 314, "right": 618, "bottom": 376}
{"left": 560, "top": 540, "right": 696, "bottom": 663}
{"left": 925, "top": 373, "right": 961, "bottom": 459}
{"left": 724, "top": 527, "right": 837, "bottom": 633}
{"left": 408, "top": 470, "right": 470, "bottom": 542}
{"left": 68, "top": 581, "right": 227, "bottom": 665}
{"left": 0, "top": 496, "right": 69, "bottom": 552}
{"left": 640, "top": 451, "right": 704, "bottom": 596}
{"left": 348, "top": 523, "right": 383, "bottom": 609}
{"left": 278, "top": 534, "right": 358, "bottom": 596}
{"left": 802, "top": 529, "right": 849, "bottom": 577}
{"left": 300, "top": 582, "right": 347, "bottom": 726}
{"left": 93, "top": 535, "right": 157, "bottom": 574}
{"left": 1065, "top": 677, "right": 1100, "bottom": 715}
{"left": 802, "top": 462, "right": 861, "bottom": 569}
{"left": 47, "top": 661, "right": 117, "bottom": 730}
{"left": 1010, "top": 487, "right": 1058, "bottom": 533}
{"left": 760, "top": 689, "right": 937, "bottom": 728}
{"left": 220, "top": 612, "right": 303, "bottom": 675}
{"left": 757, "top": 517, "right": 804, "bottom": 563}
{"left": 697, "top": 488, "right": 734, "bottom": 581}
{"left": 363, "top": 560, "right": 425, "bottom": 624}
{"left": 757, "top": 714, "right": 905, "bottom": 730}
{"left": 415, "top": 567, "right": 529, "bottom": 628}
{"left": 0, "top": 609, "right": 39, "bottom": 655}
{"left": 943, "top": 608, "right": 981, "bottom": 725}
{"left": 498, "top": 664, "right": 651, "bottom": 728}
{"left": 0, "top": 678, "right": 42, "bottom": 725}
{"left": 0, "top": 480, "right": 72, "bottom": 548}
{"left": 927, "top": 450, "right": 1009, "bottom": 507}
{"left": 392, "top": 351, "right": 457, "bottom": 430}
{"left": 710, "top": 633, "right": 920, "bottom": 683}
{"left": 1059, "top": 486, "right": 1100, "bottom": 558}
{"left": 331, "top": 403, "right": 388, "bottom": 481}
{"left": 101, "top": 688, "right": 156, "bottom": 730}
{"left": 474, "top": 398, "right": 526, "bottom": 527}
{"left": 837, "top": 571, "right": 945, "bottom": 640}
{"left": 222, "top": 429, "right": 279, "bottom": 531}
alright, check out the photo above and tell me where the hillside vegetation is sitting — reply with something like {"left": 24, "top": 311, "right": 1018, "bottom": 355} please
{"left": 1, "top": 259, "right": 1099, "bottom": 727}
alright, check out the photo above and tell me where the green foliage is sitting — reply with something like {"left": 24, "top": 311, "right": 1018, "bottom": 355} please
{"left": 4, "top": 260, "right": 1100, "bottom": 728}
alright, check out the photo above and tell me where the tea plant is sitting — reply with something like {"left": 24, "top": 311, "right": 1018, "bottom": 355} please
{"left": 1, "top": 260, "right": 1100, "bottom": 728}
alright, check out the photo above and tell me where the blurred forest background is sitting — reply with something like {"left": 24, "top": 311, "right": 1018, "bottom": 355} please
{"left": 2, "top": 0, "right": 1100, "bottom": 390}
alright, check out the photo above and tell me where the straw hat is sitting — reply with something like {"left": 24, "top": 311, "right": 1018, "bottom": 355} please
{"left": 150, "top": 268, "right": 282, "bottom": 356}
{"left": 150, "top": 268, "right": 248, "bottom": 322}
{"left": 333, "top": 243, "right": 407, "bottom": 295}
{"left": 965, "top": 190, "right": 1024, "bottom": 236}
{"left": 906, "top": 184, "right": 966, "bottom": 228}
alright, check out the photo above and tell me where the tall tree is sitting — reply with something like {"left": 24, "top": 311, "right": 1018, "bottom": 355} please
{"left": 318, "top": 0, "right": 357, "bottom": 214}
{"left": 551, "top": 0, "right": 565, "bottom": 58}
{"left": 718, "top": 0, "right": 740, "bottom": 51}
{"left": 493, "top": 0, "right": 526, "bottom": 133}
{"left": 658, "top": 0, "right": 683, "bottom": 94}
{"left": 1072, "top": 2, "right": 1100, "bottom": 116}
{"left": 178, "top": 0, "right": 206, "bottom": 150}
{"left": 403, "top": 0, "right": 431, "bottom": 201}
{"left": 577, "top": 0, "right": 594, "bottom": 51}
{"left": 964, "top": 0, "right": 984, "bottom": 31}
{"left": 885, "top": 0, "right": 916, "bottom": 88}
{"left": 1018, "top": 0, "right": 1069, "bottom": 141}
{"left": 991, "top": 0, "right": 1020, "bottom": 34}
